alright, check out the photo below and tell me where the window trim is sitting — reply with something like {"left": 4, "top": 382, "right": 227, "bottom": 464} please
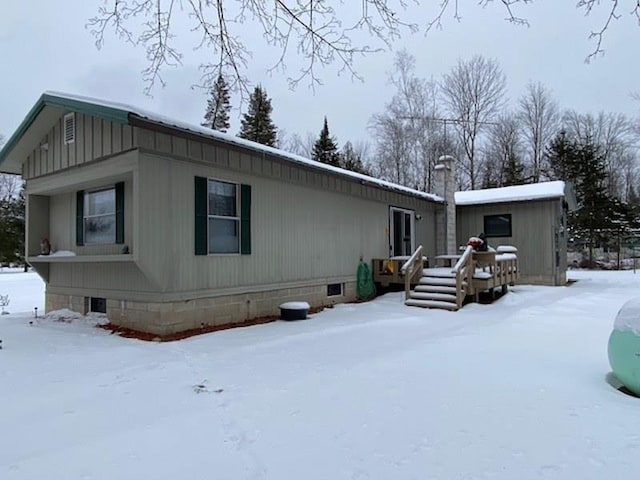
{"left": 483, "top": 213, "right": 513, "bottom": 238}
{"left": 389, "top": 206, "right": 416, "bottom": 257}
{"left": 207, "top": 177, "right": 241, "bottom": 255}
{"left": 77, "top": 182, "right": 124, "bottom": 246}
{"left": 83, "top": 186, "right": 117, "bottom": 245}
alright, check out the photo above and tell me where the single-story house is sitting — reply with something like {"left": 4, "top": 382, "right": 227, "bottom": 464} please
{"left": 455, "top": 181, "right": 577, "bottom": 286}
{"left": 0, "top": 92, "right": 445, "bottom": 335}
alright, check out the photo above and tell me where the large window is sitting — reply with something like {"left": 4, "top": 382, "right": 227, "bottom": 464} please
{"left": 84, "top": 188, "right": 116, "bottom": 244}
{"left": 208, "top": 179, "right": 240, "bottom": 254}
{"left": 484, "top": 213, "right": 512, "bottom": 238}
{"left": 76, "top": 183, "right": 124, "bottom": 246}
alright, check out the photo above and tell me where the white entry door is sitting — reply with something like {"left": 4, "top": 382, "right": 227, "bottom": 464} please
{"left": 389, "top": 207, "right": 415, "bottom": 257}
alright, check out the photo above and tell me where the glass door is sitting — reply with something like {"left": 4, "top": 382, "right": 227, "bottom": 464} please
{"left": 389, "top": 207, "right": 415, "bottom": 257}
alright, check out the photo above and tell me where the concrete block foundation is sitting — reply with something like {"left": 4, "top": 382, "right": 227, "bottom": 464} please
{"left": 45, "top": 281, "right": 357, "bottom": 336}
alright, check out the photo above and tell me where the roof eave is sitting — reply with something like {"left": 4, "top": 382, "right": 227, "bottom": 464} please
{"left": 0, "top": 93, "right": 131, "bottom": 174}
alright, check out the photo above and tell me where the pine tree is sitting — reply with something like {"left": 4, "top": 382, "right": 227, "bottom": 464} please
{"left": 502, "top": 153, "right": 526, "bottom": 186}
{"left": 341, "top": 141, "right": 368, "bottom": 175}
{"left": 238, "top": 85, "right": 277, "bottom": 147}
{"left": 202, "top": 74, "right": 231, "bottom": 132}
{"left": 0, "top": 186, "right": 25, "bottom": 267}
{"left": 547, "top": 134, "right": 615, "bottom": 262}
{"left": 312, "top": 117, "right": 341, "bottom": 167}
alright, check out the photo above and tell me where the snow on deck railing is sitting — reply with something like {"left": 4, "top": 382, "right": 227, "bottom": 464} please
{"left": 452, "top": 245, "right": 473, "bottom": 273}
{"left": 401, "top": 245, "right": 424, "bottom": 274}
{"left": 402, "top": 245, "right": 424, "bottom": 301}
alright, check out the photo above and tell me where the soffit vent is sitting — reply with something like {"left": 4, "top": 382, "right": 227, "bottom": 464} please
{"left": 64, "top": 113, "right": 75, "bottom": 145}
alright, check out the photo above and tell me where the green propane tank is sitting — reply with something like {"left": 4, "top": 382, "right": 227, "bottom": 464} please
{"left": 608, "top": 297, "right": 640, "bottom": 396}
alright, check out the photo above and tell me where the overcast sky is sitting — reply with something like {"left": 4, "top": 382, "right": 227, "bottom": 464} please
{"left": 1, "top": 1, "right": 639, "bottom": 152}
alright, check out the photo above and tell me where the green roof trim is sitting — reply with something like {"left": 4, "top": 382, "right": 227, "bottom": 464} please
{"left": 0, "top": 92, "right": 132, "bottom": 168}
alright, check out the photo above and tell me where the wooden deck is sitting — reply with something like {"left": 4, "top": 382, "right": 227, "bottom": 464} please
{"left": 373, "top": 248, "right": 519, "bottom": 310}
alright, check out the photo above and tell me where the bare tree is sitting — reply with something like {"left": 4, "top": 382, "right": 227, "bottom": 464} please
{"left": 518, "top": 82, "right": 559, "bottom": 183}
{"left": 280, "top": 131, "right": 316, "bottom": 158}
{"left": 481, "top": 112, "right": 525, "bottom": 187}
{"left": 88, "top": 1, "right": 638, "bottom": 94}
{"left": 369, "top": 50, "right": 443, "bottom": 190}
{"left": 562, "top": 110, "right": 636, "bottom": 197}
{"left": 431, "top": 1, "right": 640, "bottom": 60}
{"left": 440, "top": 55, "right": 506, "bottom": 189}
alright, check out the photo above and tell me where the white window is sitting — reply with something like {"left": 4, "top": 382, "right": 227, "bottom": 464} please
{"left": 208, "top": 179, "right": 239, "bottom": 254}
{"left": 84, "top": 188, "right": 116, "bottom": 244}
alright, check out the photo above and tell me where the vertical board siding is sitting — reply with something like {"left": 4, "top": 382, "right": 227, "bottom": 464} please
{"left": 24, "top": 113, "right": 135, "bottom": 180}
{"left": 82, "top": 116, "right": 92, "bottom": 167}
{"left": 456, "top": 201, "right": 558, "bottom": 284}
{"left": 50, "top": 263, "right": 155, "bottom": 292}
{"left": 103, "top": 119, "right": 112, "bottom": 157}
{"left": 136, "top": 153, "right": 436, "bottom": 293}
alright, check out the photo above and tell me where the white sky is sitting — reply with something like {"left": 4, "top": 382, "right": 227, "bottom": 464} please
{"left": 1, "top": 1, "right": 639, "bottom": 151}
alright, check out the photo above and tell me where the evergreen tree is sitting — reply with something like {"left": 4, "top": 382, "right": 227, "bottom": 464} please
{"left": 546, "top": 134, "right": 616, "bottom": 262}
{"left": 202, "top": 74, "right": 231, "bottom": 132}
{"left": 341, "top": 141, "right": 369, "bottom": 175}
{"left": 238, "top": 85, "right": 277, "bottom": 147}
{"left": 0, "top": 186, "right": 25, "bottom": 267}
{"left": 312, "top": 117, "right": 341, "bottom": 167}
{"left": 544, "top": 130, "right": 579, "bottom": 182}
{"left": 502, "top": 153, "right": 526, "bottom": 186}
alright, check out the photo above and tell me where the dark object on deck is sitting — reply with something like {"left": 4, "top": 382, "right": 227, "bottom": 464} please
{"left": 280, "top": 302, "right": 310, "bottom": 321}
{"left": 476, "top": 233, "right": 489, "bottom": 252}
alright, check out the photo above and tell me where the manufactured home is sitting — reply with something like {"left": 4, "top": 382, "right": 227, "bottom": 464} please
{"left": 0, "top": 92, "right": 445, "bottom": 335}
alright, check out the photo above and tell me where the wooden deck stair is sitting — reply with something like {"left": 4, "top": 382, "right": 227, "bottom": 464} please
{"left": 405, "top": 268, "right": 461, "bottom": 311}
{"left": 399, "top": 245, "right": 520, "bottom": 312}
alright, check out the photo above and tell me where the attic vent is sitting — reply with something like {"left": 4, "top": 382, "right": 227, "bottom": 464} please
{"left": 64, "top": 113, "right": 75, "bottom": 145}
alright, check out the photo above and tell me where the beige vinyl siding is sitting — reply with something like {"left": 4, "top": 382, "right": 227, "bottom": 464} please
{"left": 27, "top": 151, "right": 138, "bottom": 257}
{"left": 26, "top": 195, "right": 50, "bottom": 257}
{"left": 23, "top": 113, "right": 134, "bottom": 180}
{"left": 456, "top": 199, "right": 561, "bottom": 285}
{"left": 45, "top": 181, "right": 134, "bottom": 255}
{"left": 48, "top": 263, "right": 156, "bottom": 295}
{"left": 136, "top": 153, "right": 436, "bottom": 293}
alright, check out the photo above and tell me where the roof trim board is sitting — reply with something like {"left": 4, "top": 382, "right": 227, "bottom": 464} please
{"left": 0, "top": 91, "right": 442, "bottom": 203}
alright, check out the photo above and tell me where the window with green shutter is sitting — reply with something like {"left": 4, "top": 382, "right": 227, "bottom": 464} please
{"left": 194, "top": 176, "right": 251, "bottom": 255}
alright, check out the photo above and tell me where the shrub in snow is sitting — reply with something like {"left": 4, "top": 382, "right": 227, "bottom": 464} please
{"left": 0, "top": 294, "right": 9, "bottom": 314}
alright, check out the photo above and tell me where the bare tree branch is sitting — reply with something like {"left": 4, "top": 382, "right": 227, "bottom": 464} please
{"left": 87, "top": 1, "right": 640, "bottom": 94}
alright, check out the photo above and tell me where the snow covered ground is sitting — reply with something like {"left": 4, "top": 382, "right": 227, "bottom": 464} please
{"left": 1, "top": 269, "right": 640, "bottom": 479}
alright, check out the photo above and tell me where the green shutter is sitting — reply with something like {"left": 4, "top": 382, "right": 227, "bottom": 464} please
{"left": 194, "top": 176, "right": 208, "bottom": 255}
{"left": 76, "top": 190, "right": 84, "bottom": 246}
{"left": 240, "top": 184, "right": 252, "bottom": 255}
{"left": 115, "top": 182, "right": 125, "bottom": 244}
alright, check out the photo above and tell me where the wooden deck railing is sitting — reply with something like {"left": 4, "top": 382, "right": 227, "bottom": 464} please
{"left": 452, "top": 245, "right": 474, "bottom": 308}
{"left": 401, "top": 245, "right": 424, "bottom": 300}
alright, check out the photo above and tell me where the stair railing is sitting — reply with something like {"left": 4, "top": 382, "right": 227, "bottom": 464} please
{"left": 452, "top": 245, "right": 474, "bottom": 308}
{"left": 401, "top": 245, "right": 424, "bottom": 301}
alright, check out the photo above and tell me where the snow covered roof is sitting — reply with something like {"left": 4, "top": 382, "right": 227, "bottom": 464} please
{"left": 455, "top": 181, "right": 567, "bottom": 206}
{"left": 0, "top": 91, "right": 442, "bottom": 203}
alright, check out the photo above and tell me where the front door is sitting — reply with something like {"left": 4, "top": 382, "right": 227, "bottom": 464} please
{"left": 389, "top": 207, "right": 415, "bottom": 257}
